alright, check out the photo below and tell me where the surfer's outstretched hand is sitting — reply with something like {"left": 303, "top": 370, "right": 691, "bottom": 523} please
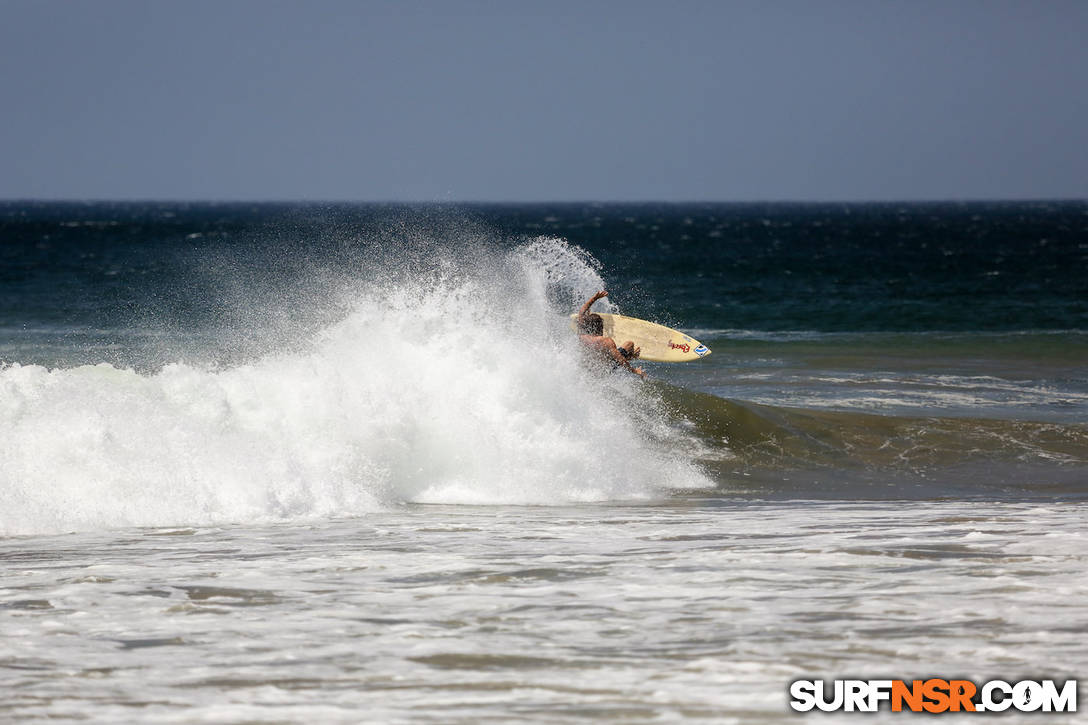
{"left": 578, "top": 291, "right": 609, "bottom": 319}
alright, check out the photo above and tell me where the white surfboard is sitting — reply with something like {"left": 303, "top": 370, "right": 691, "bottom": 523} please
{"left": 570, "top": 312, "right": 711, "bottom": 362}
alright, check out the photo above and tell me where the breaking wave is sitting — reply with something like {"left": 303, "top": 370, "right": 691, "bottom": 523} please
{"left": 0, "top": 236, "right": 711, "bottom": 536}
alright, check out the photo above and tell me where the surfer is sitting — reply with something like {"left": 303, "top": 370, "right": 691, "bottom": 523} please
{"left": 575, "top": 290, "right": 646, "bottom": 378}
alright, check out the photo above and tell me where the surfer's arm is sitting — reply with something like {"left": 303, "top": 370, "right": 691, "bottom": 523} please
{"left": 578, "top": 290, "right": 608, "bottom": 318}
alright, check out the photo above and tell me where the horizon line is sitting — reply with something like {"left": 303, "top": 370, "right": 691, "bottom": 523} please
{"left": 2, "top": 196, "right": 1086, "bottom": 205}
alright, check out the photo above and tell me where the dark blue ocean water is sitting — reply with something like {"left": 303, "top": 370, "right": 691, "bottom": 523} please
{"left": 2, "top": 201, "right": 1086, "bottom": 334}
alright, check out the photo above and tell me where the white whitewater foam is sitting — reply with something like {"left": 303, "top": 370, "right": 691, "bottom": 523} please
{"left": 0, "top": 238, "right": 710, "bottom": 536}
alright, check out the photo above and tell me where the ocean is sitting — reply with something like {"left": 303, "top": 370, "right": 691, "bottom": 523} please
{"left": 1, "top": 201, "right": 1085, "bottom": 722}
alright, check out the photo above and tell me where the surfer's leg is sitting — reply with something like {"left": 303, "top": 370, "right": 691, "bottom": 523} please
{"left": 619, "top": 341, "right": 640, "bottom": 359}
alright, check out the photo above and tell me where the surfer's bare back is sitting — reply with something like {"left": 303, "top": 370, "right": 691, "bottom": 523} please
{"left": 575, "top": 291, "right": 646, "bottom": 378}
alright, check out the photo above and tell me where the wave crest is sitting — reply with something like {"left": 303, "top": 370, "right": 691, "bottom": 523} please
{"left": 0, "top": 236, "right": 711, "bottom": 536}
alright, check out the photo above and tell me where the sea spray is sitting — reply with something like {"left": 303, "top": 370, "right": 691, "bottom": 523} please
{"left": 0, "top": 237, "right": 712, "bottom": 536}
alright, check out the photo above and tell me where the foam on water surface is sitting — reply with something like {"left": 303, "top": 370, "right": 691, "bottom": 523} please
{"left": 2, "top": 501, "right": 1086, "bottom": 722}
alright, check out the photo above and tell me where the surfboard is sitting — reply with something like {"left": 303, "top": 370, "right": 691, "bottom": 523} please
{"left": 570, "top": 313, "right": 711, "bottom": 362}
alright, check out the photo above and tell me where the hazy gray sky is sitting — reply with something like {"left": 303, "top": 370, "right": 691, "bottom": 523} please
{"left": 2, "top": 0, "right": 1086, "bottom": 201}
